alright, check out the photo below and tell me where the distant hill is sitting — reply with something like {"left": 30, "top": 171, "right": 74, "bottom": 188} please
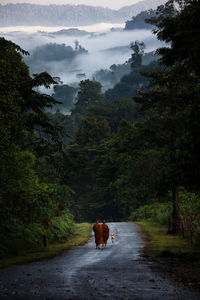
{"left": 0, "top": 0, "right": 166, "bottom": 26}
{"left": 50, "top": 29, "right": 90, "bottom": 36}
{"left": 118, "top": 0, "right": 165, "bottom": 18}
{"left": 124, "top": 9, "right": 156, "bottom": 30}
{"left": 43, "top": 28, "right": 91, "bottom": 37}
{"left": 24, "top": 42, "right": 88, "bottom": 74}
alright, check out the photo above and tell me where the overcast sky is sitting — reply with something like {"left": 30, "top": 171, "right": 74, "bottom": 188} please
{"left": 0, "top": 0, "right": 142, "bottom": 10}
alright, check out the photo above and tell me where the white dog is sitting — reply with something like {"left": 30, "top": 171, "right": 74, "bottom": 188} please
{"left": 111, "top": 233, "right": 115, "bottom": 243}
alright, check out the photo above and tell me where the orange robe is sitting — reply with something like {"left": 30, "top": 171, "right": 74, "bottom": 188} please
{"left": 102, "top": 223, "right": 109, "bottom": 244}
{"left": 93, "top": 223, "right": 104, "bottom": 246}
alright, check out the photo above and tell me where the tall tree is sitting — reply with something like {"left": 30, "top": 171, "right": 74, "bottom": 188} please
{"left": 152, "top": 0, "right": 200, "bottom": 75}
{"left": 0, "top": 38, "right": 72, "bottom": 224}
{"left": 128, "top": 41, "right": 145, "bottom": 70}
{"left": 135, "top": 0, "right": 200, "bottom": 233}
{"left": 72, "top": 79, "right": 104, "bottom": 115}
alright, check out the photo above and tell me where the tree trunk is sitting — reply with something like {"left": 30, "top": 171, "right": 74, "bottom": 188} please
{"left": 168, "top": 211, "right": 172, "bottom": 234}
{"left": 171, "top": 185, "right": 180, "bottom": 234}
{"left": 42, "top": 234, "right": 47, "bottom": 247}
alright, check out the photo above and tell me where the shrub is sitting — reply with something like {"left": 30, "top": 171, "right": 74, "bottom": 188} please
{"left": 0, "top": 211, "right": 74, "bottom": 258}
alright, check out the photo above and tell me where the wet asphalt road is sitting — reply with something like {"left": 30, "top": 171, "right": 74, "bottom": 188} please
{"left": 0, "top": 222, "right": 199, "bottom": 300}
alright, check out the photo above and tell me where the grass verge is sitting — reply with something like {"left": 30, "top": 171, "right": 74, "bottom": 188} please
{"left": 137, "top": 221, "right": 193, "bottom": 257}
{"left": 137, "top": 221, "right": 200, "bottom": 291}
{"left": 0, "top": 223, "right": 91, "bottom": 269}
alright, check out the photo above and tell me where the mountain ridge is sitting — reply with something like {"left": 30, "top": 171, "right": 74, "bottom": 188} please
{"left": 0, "top": 0, "right": 166, "bottom": 26}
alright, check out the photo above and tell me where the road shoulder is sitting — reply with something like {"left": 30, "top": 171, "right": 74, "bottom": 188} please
{"left": 0, "top": 223, "right": 91, "bottom": 269}
{"left": 137, "top": 221, "right": 200, "bottom": 294}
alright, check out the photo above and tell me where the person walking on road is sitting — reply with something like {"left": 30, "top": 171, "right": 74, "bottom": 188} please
{"left": 93, "top": 220, "right": 103, "bottom": 249}
{"left": 102, "top": 220, "right": 109, "bottom": 248}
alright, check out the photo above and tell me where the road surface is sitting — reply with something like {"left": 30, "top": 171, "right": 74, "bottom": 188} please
{"left": 0, "top": 222, "right": 198, "bottom": 300}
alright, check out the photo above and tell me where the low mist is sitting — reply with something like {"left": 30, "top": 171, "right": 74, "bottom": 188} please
{"left": 0, "top": 23, "right": 164, "bottom": 88}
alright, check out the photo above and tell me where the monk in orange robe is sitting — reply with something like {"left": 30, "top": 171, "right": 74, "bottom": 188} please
{"left": 102, "top": 220, "right": 109, "bottom": 248}
{"left": 93, "top": 220, "right": 103, "bottom": 249}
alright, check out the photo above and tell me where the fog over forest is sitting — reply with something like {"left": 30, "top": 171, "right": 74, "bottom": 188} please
{"left": 0, "top": 23, "right": 163, "bottom": 89}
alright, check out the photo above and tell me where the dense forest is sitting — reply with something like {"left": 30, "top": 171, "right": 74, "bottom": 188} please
{"left": 1, "top": 0, "right": 200, "bottom": 256}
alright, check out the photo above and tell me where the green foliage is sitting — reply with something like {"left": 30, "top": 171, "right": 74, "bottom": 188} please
{"left": 0, "top": 220, "right": 45, "bottom": 257}
{"left": 0, "top": 37, "right": 29, "bottom": 55}
{"left": 94, "top": 63, "right": 131, "bottom": 90}
{"left": 178, "top": 189, "right": 200, "bottom": 234}
{"left": 0, "top": 150, "right": 38, "bottom": 221}
{"left": 45, "top": 0, "right": 200, "bottom": 229}
{"left": 93, "top": 52, "right": 158, "bottom": 91}
{"left": 0, "top": 223, "right": 91, "bottom": 268}
{"left": 130, "top": 189, "right": 200, "bottom": 243}
{"left": 44, "top": 212, "right": 74, "bottom": 241}
{"left": 76, "top": 117, "right": 111, "bottom": 146}
{"left": 32, "top": 183, "right": 74, "bottom": 221}
{"left": 101, "top": 121, "right": 165, "bottom": 219}
{"left": 105, "top": 61, "right": 161, "bottom": 102}
{"left": 52, "top": 84, "right": 77, "bottom": 111}
{"left": 72, "top": 79, "right": 104, "bottom": 115}
{"left": 131, "top": 0, "right": 200, "bottom": 233}
{"left": 0, "top": 213, "right": 74, "bottom": 258}
{"left": 152, "top": 0, "right": 200, "bottom": 75}
{"left": 0, "top": 37, "right": 75, "bottom": 258}
{"left": 44, "top": 0, "right": 200, "bottom": 226}
{"left": 88, "top": 98, "right": 140, "bottom": 132}
{"left": 129, "top": 203, "right": 171, "bottom": 225}
{"left": 0, "top": 148, "right": 74, "bottom": 223}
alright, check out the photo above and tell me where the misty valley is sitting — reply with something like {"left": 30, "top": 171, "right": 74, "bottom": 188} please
{"left": 0, "top": 21, "right": 163, "bottom": 113}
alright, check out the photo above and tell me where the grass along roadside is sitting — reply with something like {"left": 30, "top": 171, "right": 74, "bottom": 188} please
{"left": 136, "top": 221, "right": 193, "bottom": 257}
{"left": 137, "top": 221, "right": 200, "bottom": 291}
{"left": 0, "top": 223, "right": 91, "bottom": 269}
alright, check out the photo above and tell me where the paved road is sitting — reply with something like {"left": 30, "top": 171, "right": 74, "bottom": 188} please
{"left": 0, "top": 223, "right": 199, "bottom": 300}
